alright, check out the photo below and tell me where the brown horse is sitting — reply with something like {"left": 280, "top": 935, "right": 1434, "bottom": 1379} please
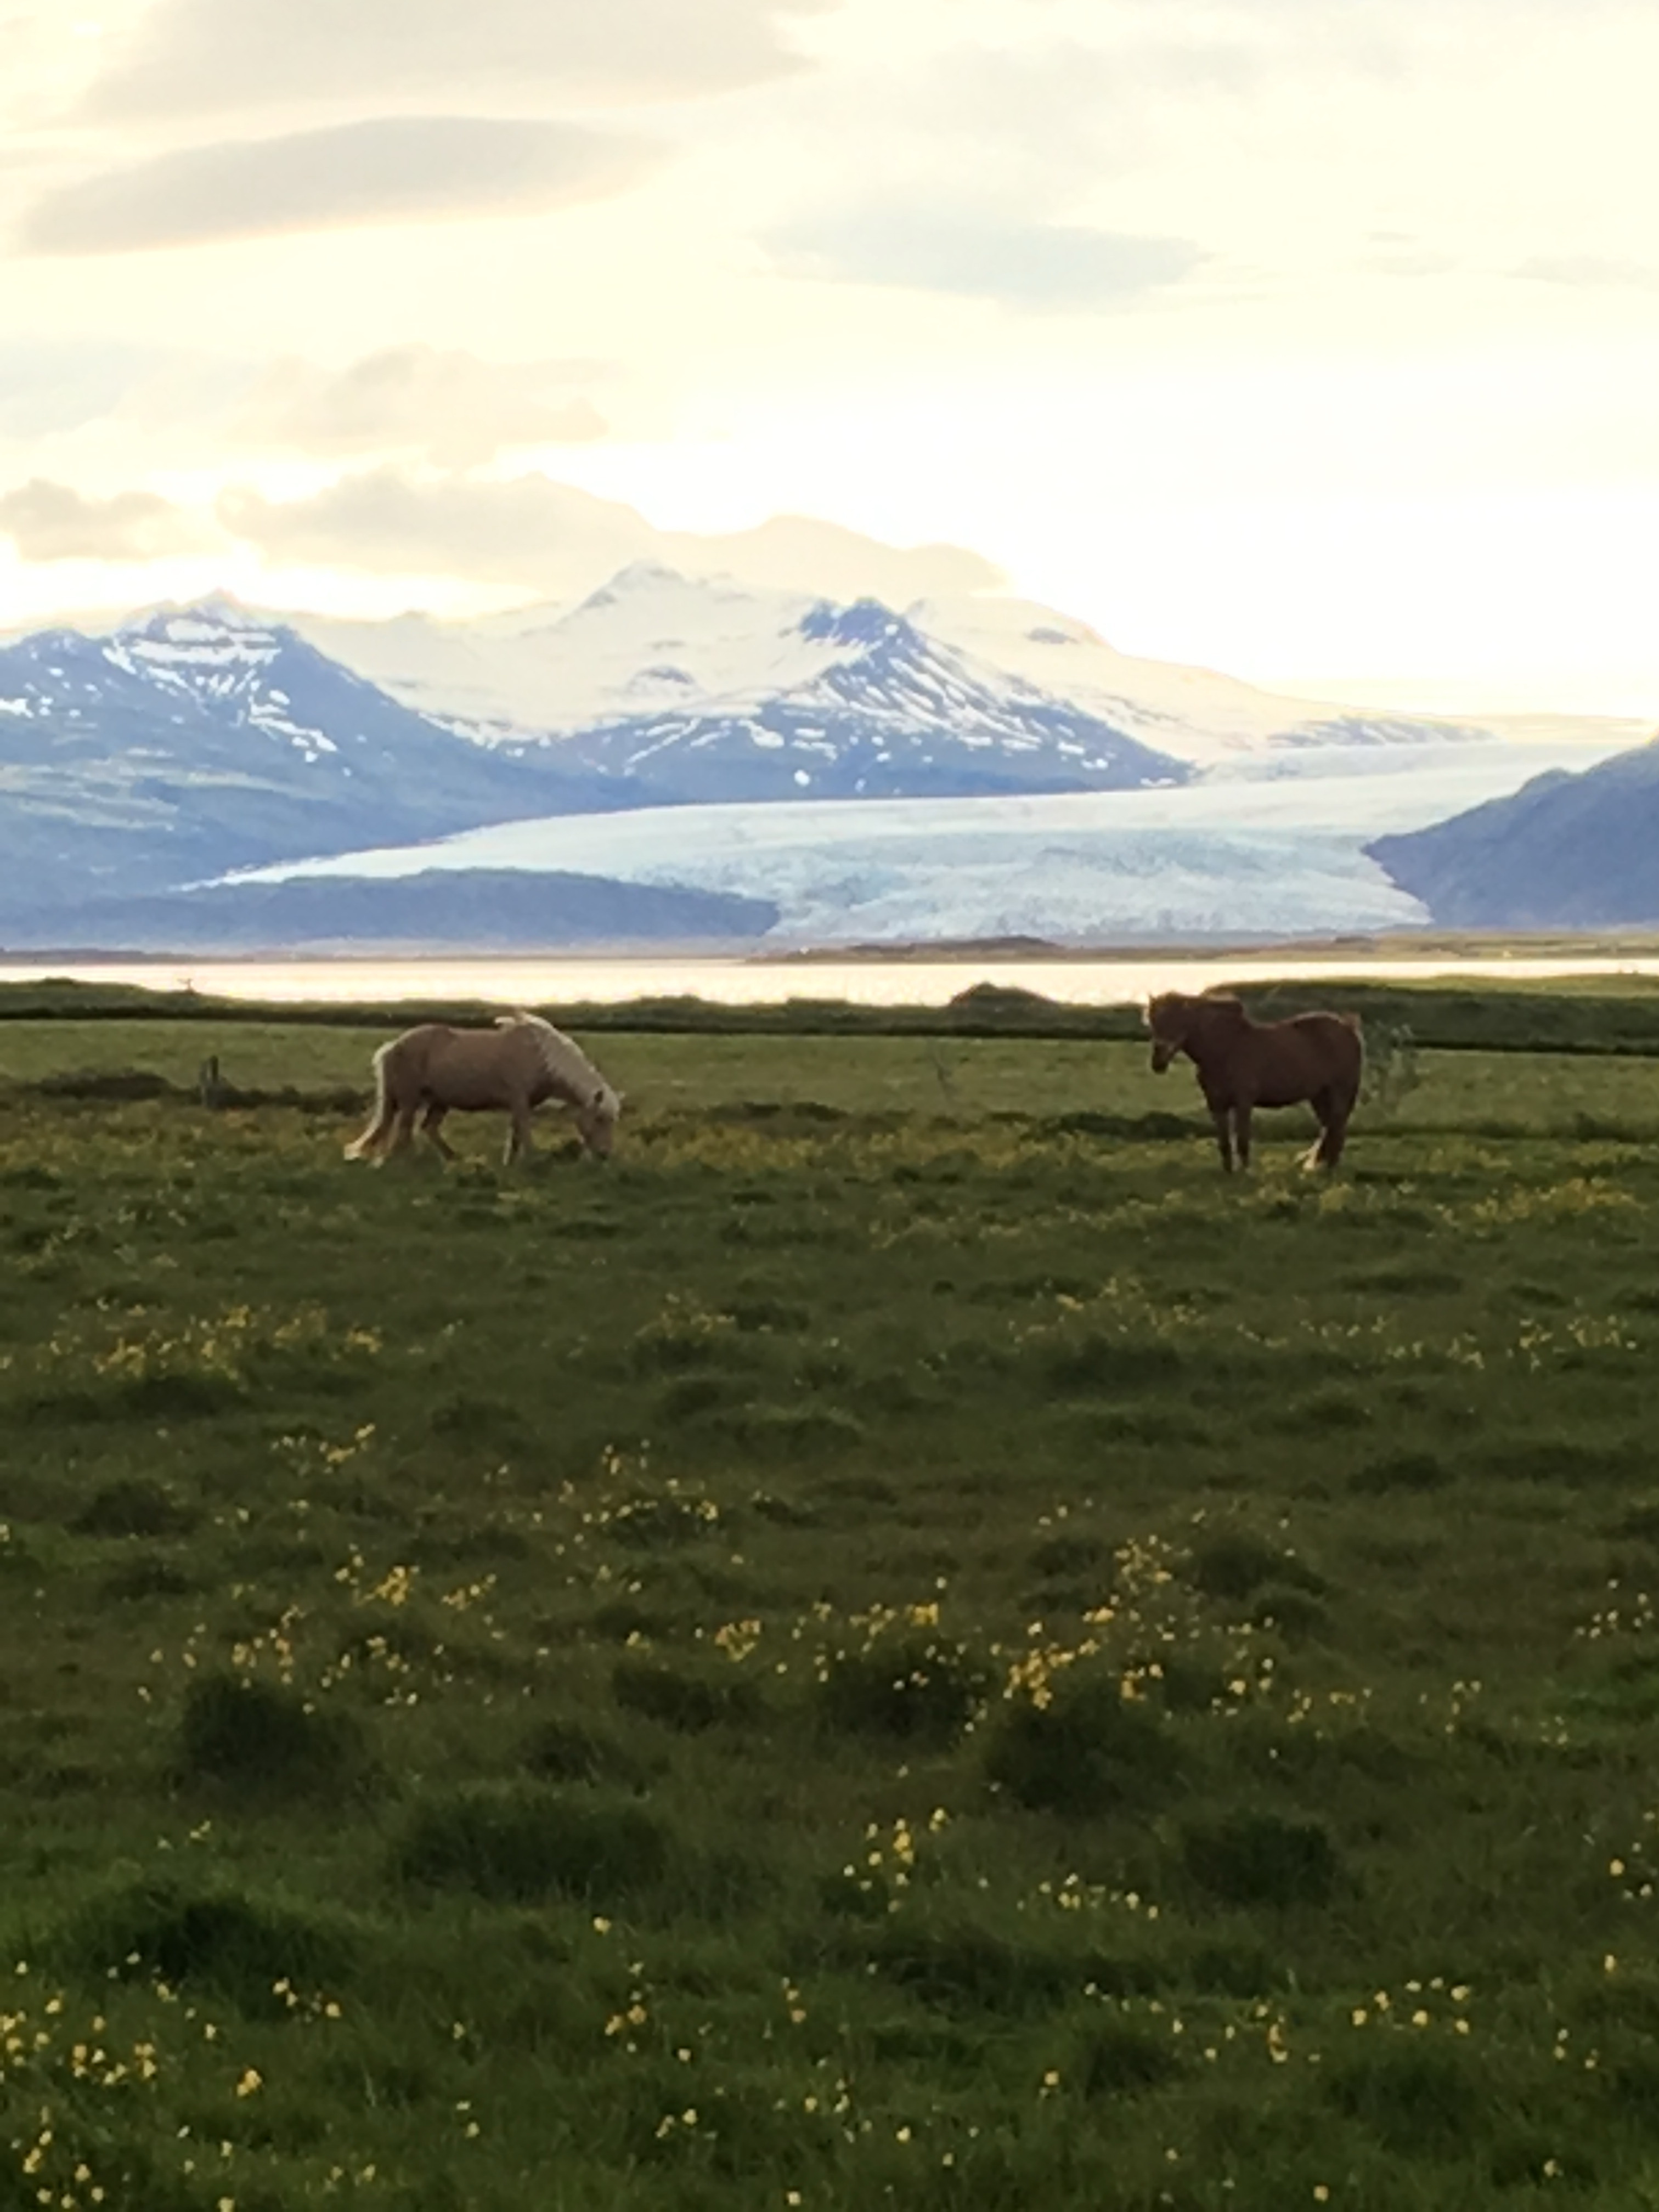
{"left": 1145, "top": 992, "right": 1362, "bottom": 1173}
{"left": 345, "top": 1011, "right": 621, "bottom": 1167}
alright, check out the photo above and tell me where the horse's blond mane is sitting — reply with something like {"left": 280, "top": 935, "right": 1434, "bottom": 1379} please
{"left": 498, "top": 1009, "right": 619, "bottom": 1118}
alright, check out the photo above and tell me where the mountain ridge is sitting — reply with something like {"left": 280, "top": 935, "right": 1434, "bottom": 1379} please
{"left": 1367, "top": 737, "right": 1659, "bottom": 926}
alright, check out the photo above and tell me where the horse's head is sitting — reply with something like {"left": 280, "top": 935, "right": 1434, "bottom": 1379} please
{"left": 575, "top": 1082, "right": 622, "bottom": 1160}
{"left": 1144, "top": 992, "right": 1189, "bottom": 1073}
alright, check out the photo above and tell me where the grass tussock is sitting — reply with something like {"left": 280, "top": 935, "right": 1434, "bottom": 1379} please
{"left": 392, "top": 1785, "right": 669, "bottom": 1904}
{"left": 983, "top": 1674, "right": 1180, "bottom": 1817}
{"left": 177, "top": 1673, "right": 371, "bottom": 1799}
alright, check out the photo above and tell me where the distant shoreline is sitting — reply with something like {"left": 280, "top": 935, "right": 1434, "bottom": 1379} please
{"left": 7, "top": 929, "right": 1659, "bottom": 969}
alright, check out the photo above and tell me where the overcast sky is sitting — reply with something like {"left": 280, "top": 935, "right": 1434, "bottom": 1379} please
{"left": 2, "top": 0, "right": 1656, "bottom": 712}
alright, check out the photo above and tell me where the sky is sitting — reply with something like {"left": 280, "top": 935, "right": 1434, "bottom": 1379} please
{"left": 2, "top": 0, "right": 1657, "bottom": 715}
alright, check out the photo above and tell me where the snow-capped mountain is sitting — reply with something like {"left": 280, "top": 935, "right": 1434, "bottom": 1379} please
{"left": 301, "top": 567, "right": 1197, "bottom": 803}
{"left": 288, "top": 563, "right": 1599, "bottom": 770}
{"left": 0, "top": 600, "right": 628, "bottom": 922}
{"left": 532, "top": 593, "right": 1189, "bottom": 803}
{"left": 3, "top": 574, "right": 1643, "bottom": 950}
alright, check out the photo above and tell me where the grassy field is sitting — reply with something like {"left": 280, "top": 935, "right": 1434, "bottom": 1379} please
{"left": 3, "top": 1004, "right": 1659, "bottom": 2209}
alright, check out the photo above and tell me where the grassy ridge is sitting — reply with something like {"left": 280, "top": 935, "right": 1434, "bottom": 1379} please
{"left": 2, "top": 1019, "right": 1658, "bottom": 2207}
{"left": 9, "top": 969, "right": 1659, "bottom": 1053}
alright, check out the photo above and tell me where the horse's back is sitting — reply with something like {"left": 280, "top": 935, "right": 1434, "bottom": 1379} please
{"left": 1234, "top": 1010, "right": 1361, "bottom": 1106}
{"left": 1289, "top": 1011, "right": 1363, "bottom": 1091}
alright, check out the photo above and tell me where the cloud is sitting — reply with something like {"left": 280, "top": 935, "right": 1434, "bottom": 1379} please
{"left": 80, "top": 0, "right": 829, "bottom": 117}
{"left": 0, "top": 341, "right": 167, "bottom": 437}
{"left": 16, "top": 115, "right": 658, "bottom": 255}
{"left": 237, "top": 346, "right": 611, "bottom": 467}
{"left": 1512, "top": 253, "right": 1658, "bottom": 289}
{"left": 772, "top": 210, "right": 1204, "bottom": 310}
{"left": 0, "top": 478, "right": 210, "bottom": 561}
{"left": 217, "top": 466, "right": 1001, "bottom": 601}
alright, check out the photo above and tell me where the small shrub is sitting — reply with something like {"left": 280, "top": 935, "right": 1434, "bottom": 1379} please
{"left": 612, "top": 1657, "right": 763, "bottom": 1734}
{"left": 393, "top": 1784, "right": 668, "bottom": 1904}
{"left": 985, "top": 1674, "right": 1179, "bottom": 1816}
{"left": 177, "top": 1673, "right": 369, "bottom": 1798}
{"left": 1358, "top": 1022, "right": 1421, "bottom": 1120}
{"left": 817, "top": 1633, "right": 989, "bottom": 1747}
{"left": 1181, "top": 1812, "right": 1340, "bottom": 1908}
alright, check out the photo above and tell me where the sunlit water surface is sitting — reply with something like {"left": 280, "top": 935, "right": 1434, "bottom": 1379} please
{"left": 4, "top": 953, "right": 1659, "bottom": 1010}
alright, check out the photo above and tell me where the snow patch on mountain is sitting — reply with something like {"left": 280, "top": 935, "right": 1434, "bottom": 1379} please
{"left": 284, "top": 565, "right": 1605, "bottom": 771}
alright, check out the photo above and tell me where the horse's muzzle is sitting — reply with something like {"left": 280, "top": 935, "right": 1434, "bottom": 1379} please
{"left": 1150, "top": 1041, "right": 1176, "bottom": 1074}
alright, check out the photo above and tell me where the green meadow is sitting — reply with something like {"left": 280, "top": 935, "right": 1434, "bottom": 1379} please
{"left": 3, "top": 987, "right": 1659, "bottom": 2209}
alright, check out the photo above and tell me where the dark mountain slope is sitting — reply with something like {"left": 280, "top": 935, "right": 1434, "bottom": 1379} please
{"left": 0, "top": 868, "right": 776, "bottom": 954}
{"left": 1367, "top": 736, "right": 1659, "bottom": 926}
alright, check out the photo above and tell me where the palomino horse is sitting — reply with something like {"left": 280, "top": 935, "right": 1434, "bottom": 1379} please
{"left": 1145, "top": 992, "right": 1363, "bottom": 1173}
{"left": 345, "top": 1011, "right": 621, "bottom": 1168}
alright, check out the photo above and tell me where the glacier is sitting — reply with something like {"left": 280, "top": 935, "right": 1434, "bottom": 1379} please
{"left": 230, "top": 737, "right": 1635, "bottom": 945}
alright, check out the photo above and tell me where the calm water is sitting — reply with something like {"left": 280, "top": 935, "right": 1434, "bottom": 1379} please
{"left": 5, "top": 953, "right": 1659, "bottom": 1010}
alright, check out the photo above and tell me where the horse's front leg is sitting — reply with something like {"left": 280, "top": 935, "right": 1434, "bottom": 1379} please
{"left": 1211, "top": 1107, "right": 1235, "bottom": 1173}
{"left": 503, "top": 1098, "right": 535, "bottom": 1167}
{"left": 1233, "top": 1104, "right": 1253, "bottom": 1172}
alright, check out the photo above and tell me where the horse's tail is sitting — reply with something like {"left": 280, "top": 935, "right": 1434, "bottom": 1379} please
{"left": 343, "top": 1041, "right": 397, "bottom": 1160}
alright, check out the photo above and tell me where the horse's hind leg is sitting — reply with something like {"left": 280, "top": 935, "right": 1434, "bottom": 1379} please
{"left": 1321, "top": 1090, "right": 1357, "bottom": 1170}
{"left": 1233, "top": 1104, "right": 1254, "bottom": 1172}
{"left": 420, "top": 1104, "right": 458, "bottom": 1163}
{"left": 383, "top": 1102, "right": 419, "bottom": 1161}
{"left": 1301, "top": 1090, "right": 1332, "bottom": 1172}
{"left": 1306, "top": 1086, "right": 1353, "bottom": 1170}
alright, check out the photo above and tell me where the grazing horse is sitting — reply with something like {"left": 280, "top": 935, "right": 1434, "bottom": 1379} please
{"left": 345, "top": 1011, "right": 621, "bottom": 1167}
{"left": 1145, "top": 992, "right": 1363, "bottom": 1173}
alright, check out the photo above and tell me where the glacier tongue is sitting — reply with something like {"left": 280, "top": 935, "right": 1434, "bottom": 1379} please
{"left": 230, "top": 738, "right": 1634, "bottom": 946}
